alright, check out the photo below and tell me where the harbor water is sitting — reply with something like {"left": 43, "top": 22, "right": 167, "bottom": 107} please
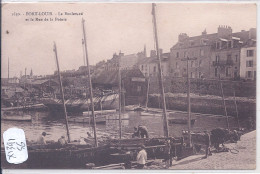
{"left": 1, "top": 110, "right": 240, "bottom": 145}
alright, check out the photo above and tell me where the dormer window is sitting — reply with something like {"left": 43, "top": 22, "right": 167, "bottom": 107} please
{"left": 228, "top": 41, "right": 232, "bottom": 48}
{"left": 176, "top": 52, "right": 179, "bottom": 58}
{"left": 200, "top": 38, "right": 208, "bottom": 45}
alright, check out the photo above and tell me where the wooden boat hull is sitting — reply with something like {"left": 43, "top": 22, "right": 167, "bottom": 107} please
{"left": 140, "top": 111, "right": 162, "bottom": 117}
{"left": 1, "top": 115, "right": 32, "bottom": 121}
{"left": 68, "top": 116, "right": 106, "bottom": 124}
{"left": 42, "top": 94, "right": 119, "bottom": 112}
{"left": 1, "top": 144, "right": 111, "bottom": 169}
{"left": 1, "top": 104, "right": 46, "bottom": 111}
{"left": 1, "top": 137, "right": 193, "bottom": 169}
{"left": 83, "top": 109, "right": 116, "bottom": 116}
{"left": 168, "top": 118, "right": 196, "bottom": 125}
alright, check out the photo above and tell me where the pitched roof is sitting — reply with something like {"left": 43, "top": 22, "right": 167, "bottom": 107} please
{"left": 92, "top": 68, "right": 145, "bottom": 86}
{"left": 28, "top": 79, "right": 59, "bottom": 85}
{"left": 171, "top": 30, "right": 253, "bottom": 50}
{"left": 137, "top": 52, "right": 170, "bottom": 65}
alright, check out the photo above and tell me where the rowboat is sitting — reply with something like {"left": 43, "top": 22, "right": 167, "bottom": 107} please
{"left": 83, "top": 109, "right": 116, "bottom": 116}
{"left": 140, "top": 111, "right": 162, "bottom": 117}
{"left": 1, "top": 113, "right": 32, "bottom": 121}
{"left": 168, "top": 118, "right": 196, "bottom": 125}
{"left": 68, "top": 115, "right": 106, "bottom": 124}
{"left": 1, "top": 103, "right": 46, "bottom": 111}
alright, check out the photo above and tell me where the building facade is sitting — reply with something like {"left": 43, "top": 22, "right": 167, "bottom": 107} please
{"left": 138, "top": 50, "right": 170, "bottom": 77}
{"left": 240, "top": 40, "right": 257, "bottom": 80}
{"left": 170, "top": 26, "right": 256, "bottom": 80}
{"left": 170, "top": 31, "right": 215, "bottom": 79}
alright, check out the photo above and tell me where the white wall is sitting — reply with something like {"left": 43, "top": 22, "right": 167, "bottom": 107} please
{"left": 240, "top": 46, "right": 256, "bottom": 80}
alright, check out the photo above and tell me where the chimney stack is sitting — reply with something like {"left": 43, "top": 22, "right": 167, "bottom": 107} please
{"left": 150, "top": 50, "right": 156, "bottom": 57}
{"left": 178, "top": 33, "right": 189, "bottom": 42}
{"left": 217, "top": 25, "right": 232, "bottom": 38}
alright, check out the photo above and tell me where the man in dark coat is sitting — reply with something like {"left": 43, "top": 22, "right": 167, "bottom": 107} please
{"left": 138, "top": 125, "right": 149, "bottom": 138}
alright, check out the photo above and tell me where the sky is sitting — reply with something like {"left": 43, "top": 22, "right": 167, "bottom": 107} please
{"left": 1, "top": 3, "right": 257, "bottom": 78}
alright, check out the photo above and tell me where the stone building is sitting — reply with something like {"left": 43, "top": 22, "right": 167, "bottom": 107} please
{"left": 138, "top": 50, "right": 170, "bottom": 77}
{"left": 170, "top": 31, "right": 215, "bottom": 79}
{"left": 240, "top": 39, "right": 257, "bottom": 80}
{"left": 170, "top": 26, "right": 256, "bottom": 80}
{"left": 105, "top": 47, "right": 146, "bottom": 71}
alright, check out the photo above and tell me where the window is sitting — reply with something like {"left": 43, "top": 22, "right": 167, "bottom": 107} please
{"left": 184, "top": 51, "right": 187, "bottom": 58}
{"left": 226, "top": 67, "right": 230, "bottom": 77}
{"left": 228, "top": 41, "right": 232, "bottom": 48}
{"left": 234, "top": 71, "right": 238, "bottom": 78}
{"left": 176, "top": 52, "right": 179, "bottom": 58}
{"left": 200, "top": 49, "right": 204, "bottom": 56}
{"left": 235, "top": 55, "right": 238, "bottom": 62}
{"left": 199, "top": 60, "right": 203, "bottom": 67}
{"left": 215, "top": 55, "right": 220, "bottom": 62}
{"left": 141, "top": 65, "right": 144, "bottom": 71}
{"left": 247, "top": 50, "right": 254, "bottom": 57}
{"left": 176, "top": 62, "right": 179, "bottom": 68}
{"left": 190, "top": 72, "right": 193, "bottom": 78}
{"left": 191, "top": 61, "right": 194, "bottom": 67}
{"left": 216, "top": 42, "right": 220, "bottom": 49}
{"left": 246, "top": 60, "right": 253, "bottom": 67}
{"left": 199, "top": 72, "right": 201, "bottom": 78}
{"left": 137, "top": 86, "right": 141, "bottom": 92}
{"left": 215, "top": 68, "right": 218, "bottom": 77}
{"left": 227, "top": 55, "right": 232, "bottom": 64}
{"left": 153, "top": 66, "right": 156, "bottom": 72}
{"left": 246, "top": 71, "right": 252, "bottom": 78}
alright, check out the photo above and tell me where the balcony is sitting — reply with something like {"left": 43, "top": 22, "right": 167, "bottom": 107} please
{"left": 213, "top": 60, "right": 233, "bottom": 67}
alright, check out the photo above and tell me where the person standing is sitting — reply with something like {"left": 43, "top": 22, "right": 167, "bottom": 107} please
{"left": 202, "top": 130, "right": 212, "bottom": 159}
{"left": 138, "top": 125, "right": 149, "bottom": 138}
{"left": 132, "top": 127, "right": 140, "bottom": 138}
{"left": 136, "top": 145, "right": 147, "bottom": 169}
{"left": 58, "top": 136, "right": 68, "bottom": 147}
{"left": 37, "top": 132, "right": 47, "bottom": 145}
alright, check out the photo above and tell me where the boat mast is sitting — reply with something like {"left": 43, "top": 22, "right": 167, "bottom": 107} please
{"left": 82, "top": 33, "right": 91, "bottom": 120}
{"left": 8, "top": 57, "right": 9, "bottom": 81}
{"left": 233, "top": 91, "right": 240, "bottom": 129}
{"left": 151, "top": 3, "right": 169, "bottom": 137}
{"left": 118, "top": 53, "right": 122, "bottom": 139}
{"left": 145, "top": 76, "right": 150, "bottom": 110}
{"left": 82, "top": 18, "right": 98, "bottom": 147}
{"left": 53, "top": 42, "right": 71, "bottom": 142}
{"left": 219, "top": 75, "right": 229, "bottom": 130}
{"left": 181, "top": 56, "right": 196, "bottom": 147}
{"left": 122, "top": 79, "right": 126, "bottom": 113}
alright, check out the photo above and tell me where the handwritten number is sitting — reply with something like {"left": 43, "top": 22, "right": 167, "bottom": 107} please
{"left": 7, "top": 142, "right": 15, "bottom": 146}
{"left": 7, "top": 153, "right": 16, "bottom": 160}
{"left": 16, "top": 142, "right": 25, "bottom": 151}
{"left": 6, "top": 146, "right": 15, "bottom": 150}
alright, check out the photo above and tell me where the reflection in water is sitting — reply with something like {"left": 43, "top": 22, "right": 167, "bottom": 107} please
{"left": 1, "top": 110, "right": 239, "bottom": 146}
